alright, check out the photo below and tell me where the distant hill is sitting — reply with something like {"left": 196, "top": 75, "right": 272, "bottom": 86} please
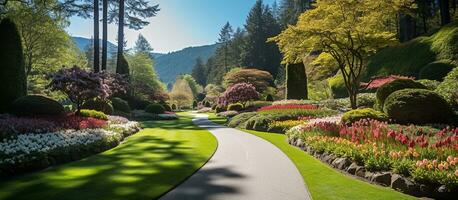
{"left": 72, "top": 37, "right": 118, "bottom": 57}
{"left": 72, "top": 37, "right": 218, "bottom": 84}
{"left": 154, "top": 44, "right": 219, "bottom": 84}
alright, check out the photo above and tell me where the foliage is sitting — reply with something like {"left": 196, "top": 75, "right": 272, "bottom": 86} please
{"left": 177, "top": 74, "right": 203, "bottom": 98}
{"left": 245, "top": 115, "right": 274, "bottom": 131}
{"left": 169, "top": 79, "right": 194, "bottom": 108}
{"left": 134, "top": 34, "right": 153, "bottom": 53}
{"left": 436, "top": 66, "right": 458, "bottom": 110}
{"left": 171, "top": 104, "right": 177, "bottom": 110}
{"left": 271, "top": 0, "right": 412, "bottom": 108}
{"left": 227, "top": 112, "right": 257, "bottom": 128}
{"left": 191, "top": 57, "right": 207, "bottom": 85}
{"left": 376, "top": 79, "right": 427, "bottom": 110}
{"left": 127, "top": 52, "right": 166, "bottom": 101}
{"left": 78, "top": 109, "right": 108, "bottom": 120}
{"left": 116, "top": 54, "right": 130, "bottom": 75}
{"left": 241, "top": 0, "right": 282, "bottom": 78}
{"left": 258, "top": 106, "right": 338, "bottom": 120}
{"left": 0, "top": 17, "right": 26, "bottom": 113}
{"left": 145, "top": 104, "right": 165, "bottom": 114}
{"left": 111, "top": 97, "right": 131, "bottom": 113}
{"left": 416, "top": 79, "right": 441, "bottom": 90}
{"left": 384, "top": 89, "right": 454, "bottom": 124}
{"left": 357, "top": 93, "right": 377, "bottom": 108}
{"left": 204, "top": 84, "right": 225, "bottom": 99}
{"left": 216, "top": 111, "right": 239, "bottom": 118}
{"left": 46, "top": 66, "right": 126, "bottom": 113}
{"left": 365, "top": 21, "right": 458, "bottom": 80}
{"left": 268, "top": 120, "right": 306, "bottom": 133}
{"left": 221, "top": 83, "right": 260, "bottom": 105}
{"left": 419, "top": 60, "right": 456, "bottom": 81}
{"left": 265, "top": 94, "right": 274, "bottom": 101}
{"left": 81, "top": 99, "right": 114, "bottom": 115}
{"left": 341, "top": 108, "right": 388, "bottom": 125}
{"left": 192, "top": 100, "right": 198, "bottom": 109}
{"left": 222, "top": 68, "right": 274, "bottom": 92}
{"left": 361, "top": 75, "right": 414, "bottom": 90}
{"left": 327, "top": 74, "right": 348, "bottom": 98}
{"left": 286, "top": 62, "right": 308, "bottom": 99}
{"left": 11, "top": 95, "right": 64, "bottom": 117}
{"left": 227, "top": 103, "right": 244, "bottom": 111}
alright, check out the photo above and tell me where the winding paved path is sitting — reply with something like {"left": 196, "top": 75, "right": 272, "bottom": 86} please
{"left": 160, "top": 114, "right": 311, "bottom": 200}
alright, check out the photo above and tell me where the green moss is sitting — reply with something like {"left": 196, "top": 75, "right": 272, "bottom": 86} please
{"left": 416, "top": 79, "right": 440, "bottom": 90}
{"left": 342, "top": 108, "right": 388, "bottom": 125}
{"left": 436, "top": 67, "right": 458, "bottom": 110}
{"left": 419, "top": 60, "right": 456, "bottom": 81}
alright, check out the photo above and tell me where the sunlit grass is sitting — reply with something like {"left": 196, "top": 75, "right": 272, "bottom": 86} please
{"left": 0, "top": 114, "right": 217, "bottom": 200}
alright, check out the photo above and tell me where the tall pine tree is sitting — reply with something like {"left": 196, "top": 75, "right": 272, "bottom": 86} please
{"left": 241, "top": 0, "right": 282, "bottom": 78}
{"left": 134, "top": 34, "right": 153, "bottom": 54}
{"left": 217, "top": 22, "right": 233, "bottom": 74}
{"left": 192, "top": 57, "right": 207, "bottom": 86}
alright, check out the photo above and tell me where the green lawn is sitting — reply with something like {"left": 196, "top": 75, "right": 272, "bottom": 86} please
{"left": 0, "top": 113, "right": 217, "bottom": 200}
{"left": 206, "top": 114, "right": 416, "bottom": 200}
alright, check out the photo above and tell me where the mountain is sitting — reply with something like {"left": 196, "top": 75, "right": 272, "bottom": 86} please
{"left": 154, "top": 44, "right": 219, "bottom": 84}
{"left": 72, "top": 37, "right": 118, "bottom": 57}
{"left": 71, "top": 37, "right": 219, "bottom": 84}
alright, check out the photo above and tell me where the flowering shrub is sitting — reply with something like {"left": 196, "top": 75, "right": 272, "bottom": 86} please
{"left": 221, "top": 83, "right": 259, "bottom": 105}
{"left": 257, "top": 104, "right": 336, "bottom": 119}
{"left": 361, "top": 75, "right": 414, "bottom": 90}
{"left": 272, "top": 99, "right": 318, "bottom": 105}
{"left": 287, "top": 118, "right": 458, "bottom": 188}
{"left": 258, "top": 104, "right": 319, "bottom": 112}
{"left": 46, "top": 66, "right": 127, "bottom": 113}
{"left": 268, "top": 120, "right": 306, "bottom": 133}
{"left": 0, "top": 116, "right": 140, "bottom": 176}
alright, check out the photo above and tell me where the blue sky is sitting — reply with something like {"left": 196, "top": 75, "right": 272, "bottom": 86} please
{"left": 67, "top": 0, "right": 276, "bottom": 53}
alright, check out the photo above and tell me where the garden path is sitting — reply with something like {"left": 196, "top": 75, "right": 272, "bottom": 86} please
{"left": 160, "top": 114, "right": 311, "bottom": 200}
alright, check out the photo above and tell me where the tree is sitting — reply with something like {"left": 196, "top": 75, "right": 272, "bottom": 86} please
{"left": 134, "top": 33, "right": 153, "bottom": 54}
{"left": 127, "top": 52, "right": 165, "bottom": 101}
{"left": 439, "top": 0, "right": 451, "bottom": 25}
{"left": 109, "top": 0, "right": 159, "bottom": 74}
{"left": 271, "top": 0, "right": 413, "bottom": 109}
{"left": 102, "top": 0, "right": 108, "bottom": 70}
{"left": 0, "top": 17, "right": 26, "bottom": 113}
{"left": 93, "top": 0, "right": 100, "bottom": 72}
{"left": 191, "top": 57, "right": 207, "bottom": 86}
{"left": 177, "top": 74, "right": 203, "bottom": 99}
{"left": 169, "top": 79, "right": 193, "bottom": 108}
{"left": 279, "top": 0, "right": 313, "bottom": 28}
{"left": 241, "top": 0, "right": 282, "bottom": 78}
{"left": 218, "top": 22, "right": 233, "bottom": 73}
{"left": 222, "top": 68, "right": 274, "bottom": 92}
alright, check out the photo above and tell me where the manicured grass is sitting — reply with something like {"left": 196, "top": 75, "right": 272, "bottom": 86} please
{"left": 205, "top": 112, "right": 227, "bottom": 125}
{"left": 206, "top": 114, "right": 415, "bottom": 200}
{"left": 0, "top": 113, "right": 217, "bottom": 200}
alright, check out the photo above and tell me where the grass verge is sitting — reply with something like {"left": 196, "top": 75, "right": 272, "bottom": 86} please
{"left": 0, "top": 113, "right": 217, "bottom": 200}
{"left": 207, "top": 114, "right": 415, "bottom": 200}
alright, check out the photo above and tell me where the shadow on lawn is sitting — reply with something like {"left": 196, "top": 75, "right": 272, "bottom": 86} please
{"left": 0, "top": 119, "right": 230, "bottom": 200}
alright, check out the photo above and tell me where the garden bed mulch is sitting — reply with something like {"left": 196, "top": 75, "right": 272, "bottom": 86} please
{"left": 287, "top": 136, "right": 457, "bottom": 200}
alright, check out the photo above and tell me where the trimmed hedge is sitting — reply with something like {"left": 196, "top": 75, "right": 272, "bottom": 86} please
{"left": 286, "top": 62, "right": 308, "bottom": 99}
{"left": 383, "top": 89, "right": 453, "bottom": 124}
{"left": 419, "top": 60, "right": 455, "bottom": 81}
{"left": 227, "top": 103, "right": 244, "bottom": 111}
{"left": 435, "top": 67, "right": 458, "bottom": 110}
{"left": 328, "top": 75, "right": 348, "bottom": 98}
{"left": 79, "top": 109, "right": 108, "bottom": 120}
{"left": 111, "top": 97, "right": 131, "bottom": 113}
{"left": 145, "top": 104, "right": 165, "bottom": 114}
{"left": 376, "top": 79, "right": 426, "bottom": 110}
{"left": 0, "top": 18, "right": 26, "bottom": 113}
{"left": 342, "top": 108, "right": 388, "bottom": 125}
{"left": 82, "top": 99, "right": 114, "bottom": 115}
{"left": 11, "top": 95, "right": 65, "bottom": 116}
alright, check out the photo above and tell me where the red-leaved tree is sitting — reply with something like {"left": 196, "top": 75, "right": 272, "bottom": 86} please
{"left": 221, "top": 83, "right": 259, "bottom": 106}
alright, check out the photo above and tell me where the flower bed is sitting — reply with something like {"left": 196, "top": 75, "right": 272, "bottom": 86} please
{"left": 0, "top": 115, "right": 140, "bottom": 176}
{"left": 287, "top": 119, "right": 458, "bottom": 199}
{"left": 268, "top": 120, "right": 307, "bottom": 133}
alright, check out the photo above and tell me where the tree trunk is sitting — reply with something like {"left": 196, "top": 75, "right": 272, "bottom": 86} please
{"left": 116, "top": 0, "right": 125, "bottom": 71}
{"left": 93, "top": 0, "right": 100, "bottom": 72}
{"left": 439, "top": 0, "right": 451, "bottom": 26}
{"left": 102, "top": 0, "right": 108, "bottom": 71}
{"left": 398, "top": 13, "right": 416, "bottom": 42}
{"left": 286, "top": 62, "right": 308, "bottom": 100}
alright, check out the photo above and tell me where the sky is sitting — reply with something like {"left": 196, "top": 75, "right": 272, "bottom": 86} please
{"left": 67, "top": 0, "right": 276, "bottom": 54}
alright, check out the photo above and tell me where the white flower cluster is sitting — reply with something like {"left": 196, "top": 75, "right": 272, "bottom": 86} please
{"left": 0, "top": 120, "right": 140, "bottom": 168}
{"left": 306, "top": 114, "right": 343, "bottom": 125}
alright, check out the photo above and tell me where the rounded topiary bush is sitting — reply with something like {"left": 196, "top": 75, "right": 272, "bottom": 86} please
{"left": 436, "top": 67, "right": 458, "bottom": 110}
{"left": 111, "top": 97, "right": 131, "bottom": 113}
{"left": 162, "top": 103, "right": 172, "bottom": 112}
{"left": 82, "top": 99, "right": 114, "bottom": 115}
{"left": 383, "top": 89, "right": 453, "bottom": 124}
{"left": 79, "top": 109, "right": 108, "bottom": 120}
{"left": 416, "top": 79, "right": 440, "bottom": 90}
{"left": 11, "top": 95, "right": 65, "bottom": 116}
{"left": 419, "top": 60, "right": 455, "bottom": 81}
{"left": 357, "top": 93, "right": 376, "bottom": 108}
{"left": 376, "top": 79, "right": 426, "bottom": 110}
{"left": 227, "top": 103, "right": 244, "bottom": 111}
{"left": 145, "top": 103, "right": 165, "bottom": 114}
{"left": 342, "top": 108, "right": 388, "bottom": 125}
